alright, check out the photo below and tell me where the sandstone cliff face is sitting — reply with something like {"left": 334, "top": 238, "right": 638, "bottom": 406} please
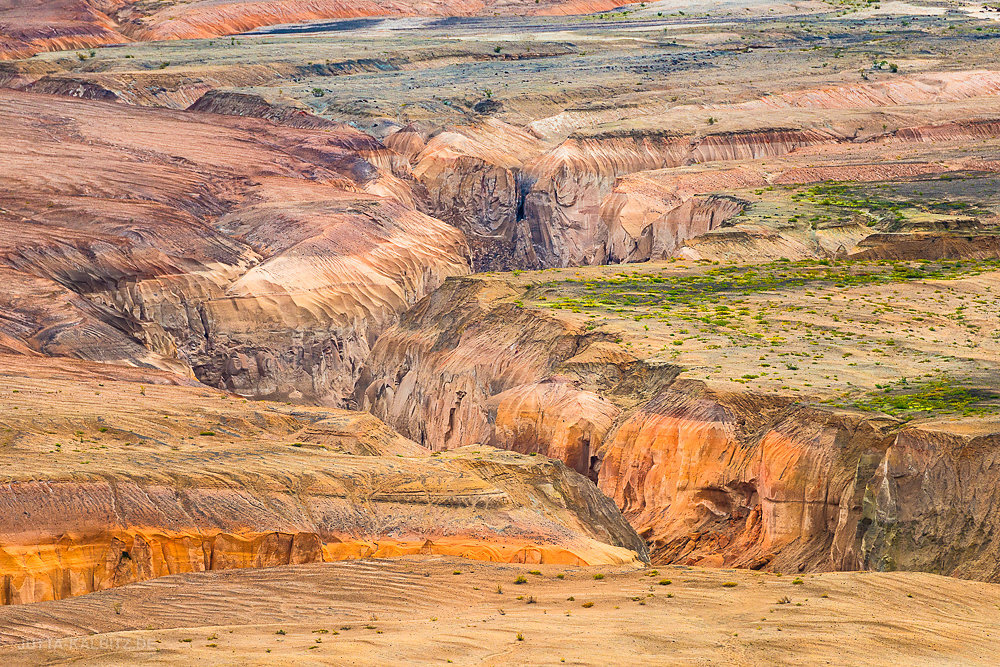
{"left": 488, "top": 377, "right": 621, "bottom": 478}
{"left": 598, "top": 386, "right": 1000, "bottom": 579}
{"left": 521, "top": 129, "right": 836, "bottom": 267}
{"left": 355, "top": 273, "right": 1000, "bottom": 579}
{"left": 858, "top": 419, "right": 1000, "bottom": 580}
{"left": 598, "top": 166, "right": 764, "bottom": 264}
{"left": 0, "top": 89, "right": 469, "bottom": 404}
{"left": 597, "top": 384, "right": 900, "bottom": 572}
{"left": 0, "top": 355, "right": 646, "bottom": 605}
{"left": 355, "top": 277, "right": 589, "bottom": 448}
{"left": 413, "top": 119, "right": 549, "bottom": 270}
{"left": 598, "top": 126, "right": 1000, "bottom": 264}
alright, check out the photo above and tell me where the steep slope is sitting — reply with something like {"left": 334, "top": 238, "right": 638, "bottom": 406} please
{"left": 355, "top": 260, "right": 1000, "bottom": 578}
{"left": 0, "top": 354, "right": 646, "bottom": 605}
{"left": 0, "top": 89, "right": 469, "bottom": 403}
{"left": 412, "top": 118, "right": 549, "bottom": 270}
{"left": 0, "top": 0, "right": 127, "bottom": 60}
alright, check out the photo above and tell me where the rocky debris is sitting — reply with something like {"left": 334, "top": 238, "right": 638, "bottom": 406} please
{"left": 473, "top": 97, "right": 503, "bottom": 115}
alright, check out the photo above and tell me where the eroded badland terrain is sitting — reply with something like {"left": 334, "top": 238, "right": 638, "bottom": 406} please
{"left": 3, "top": 0, "right": 1000, "bottom": 663}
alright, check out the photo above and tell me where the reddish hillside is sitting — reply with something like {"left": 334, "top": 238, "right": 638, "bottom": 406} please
{"left": 0, "top": 0, "right": 625, "bottom": 59}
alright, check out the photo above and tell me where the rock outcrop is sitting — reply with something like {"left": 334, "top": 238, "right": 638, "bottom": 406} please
{"left": 0, "top": 354, "right": 647, "bottom": 605}
{"left": 187, "top": 89, "right": 346, "bottom": 129}
{"left": 355, "top": 277, "right": 590, "bottom": 449}
{"left": 602, "top": 166, "right": 756, "bottom": 263}
{"left": 858, "top": 418, "right": 1000, "bottom": 579}
{"left": 597, "top": 383, "right": 896, "bottom": 572}
{"left": 489, "top": 378, "right": 621, "bottom": 478}
{"left": 413, "top": 119, "right": 549, "bottom": 270}
{"left": 0, "top": 89, "right": 469, "bottom": 403}
{"left": 521, "top": 129, "right": 837, "bottom": 267}
{"left": 0, "top": 0, "right": 128, "bottom": 60}
{"left": 384, "top": 123, "right": 426, "bottom": 163}
{"left": 355, "top": 268, "right": 1000, "bottom": 579}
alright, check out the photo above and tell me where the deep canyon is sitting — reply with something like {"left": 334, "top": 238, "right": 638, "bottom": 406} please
{"left": 2, "top": 1, "right": 1000, "bottom": 663}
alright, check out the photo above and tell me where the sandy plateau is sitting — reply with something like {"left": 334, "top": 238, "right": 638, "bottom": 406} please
{"left": 3, "top": 557, "right": 1000, "bottom": 665}
{"left": 2, "top": 0, "right": 1000, "bottom": 663}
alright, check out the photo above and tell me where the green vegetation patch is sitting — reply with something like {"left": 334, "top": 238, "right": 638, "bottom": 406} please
{"left": 792, "top": 179, "right": 996, "bottom": 228}
{"left": 536, "top": 258, "right": 1000, "bottom": 313}
{"left": 842, "top": 379, "right": 1000, "bottom": 419}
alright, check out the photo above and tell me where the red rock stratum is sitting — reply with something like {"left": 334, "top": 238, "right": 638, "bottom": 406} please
{"left": 0, "top": 89, "right": 469, "bottom": 403}
{"left": 0, "top": 0, "right": 626, "bottom": 59}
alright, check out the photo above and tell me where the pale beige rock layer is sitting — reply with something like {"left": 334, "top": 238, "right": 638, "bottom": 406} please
{"left": 0, "top": 355, "right": 646, "bottom": 605}
{"left": 355, "top": 271, "right": 1000, "bottom": 579}
{"left": 0, "top": 89, "right": 470, "bottom": 403}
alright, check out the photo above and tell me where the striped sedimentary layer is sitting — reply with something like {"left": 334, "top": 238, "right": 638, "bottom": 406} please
{"left": 0, "top": 355, "right": 646, "bottom": 605}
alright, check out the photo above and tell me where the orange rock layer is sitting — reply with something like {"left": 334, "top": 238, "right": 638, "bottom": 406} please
{"left": 1, "top": 530, "right": 621, "bottom": 605}
{"left": 0, "top": 356, "right": 647, "bottom": 605}
{"left": 356, "top": 277, "right": 1000, "bottom": 580}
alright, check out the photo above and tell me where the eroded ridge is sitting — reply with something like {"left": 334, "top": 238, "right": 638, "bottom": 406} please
{"left": 0, "top": 355, "right": 646, "bottom": 605}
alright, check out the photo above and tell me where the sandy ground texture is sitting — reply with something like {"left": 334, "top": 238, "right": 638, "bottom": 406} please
{"left": 1, "top": 556, "right": 998, "bottom": 665}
